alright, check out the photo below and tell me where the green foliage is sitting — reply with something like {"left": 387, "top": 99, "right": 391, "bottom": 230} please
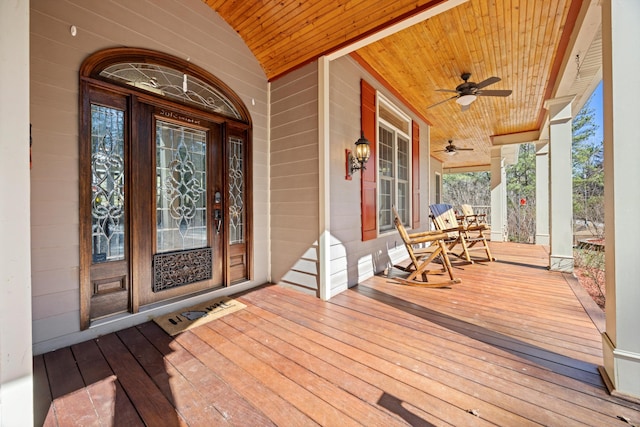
{"left": 441, "top": 91, "right": 604, "bottom": 243}
{"left": 574, "top": 248, "right": 605, "bottom": 309}
{"left": 506, "top": 143, "right": 536, "bottom": 242}
{"left": 572, "top": 102, "right": 604, "bottom": 237}
{"left": 442, "top": 172, "right": 490, "bottom": 206}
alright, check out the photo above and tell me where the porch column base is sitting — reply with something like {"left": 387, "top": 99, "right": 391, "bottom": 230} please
{"left": 490, "top": 231, "right": 505, "bottom": 242}
{"left": 535, "top": 233, "right": 550, "bottom": 246}
{"left": 601, "top": 332, "right": 640, "bottom": 403}
{"left": 549, "top": 254, "right": 573, "bottom": 272}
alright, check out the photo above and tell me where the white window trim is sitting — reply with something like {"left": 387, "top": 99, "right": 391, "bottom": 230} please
{"left": 376, "top": 92, "right": 412, "bottom": 236}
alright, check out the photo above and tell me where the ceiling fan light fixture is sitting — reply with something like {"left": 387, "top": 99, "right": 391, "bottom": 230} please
{"left": 446, "top": 149, "right": 457, "bottom": 156}
{"left": 456, "top": 94, "right": 477, "bottom": 106}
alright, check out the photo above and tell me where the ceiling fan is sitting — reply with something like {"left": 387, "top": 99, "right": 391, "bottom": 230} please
{"left": 428, "top": 72, "right": 512, "bottom": 111}
{"left": 437, "top": 140, "right": 473, "bottom": 156}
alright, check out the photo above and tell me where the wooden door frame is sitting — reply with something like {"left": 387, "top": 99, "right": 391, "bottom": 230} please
{"left": 79, "top": 48, "right": 253, "bottom": 329}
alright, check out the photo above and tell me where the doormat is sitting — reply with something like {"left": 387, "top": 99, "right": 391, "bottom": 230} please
{"left": 153, "top": 296, "right": 246, "bottom": 336}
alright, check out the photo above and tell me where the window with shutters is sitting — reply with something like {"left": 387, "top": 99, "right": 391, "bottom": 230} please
{"left": 360, "top": 79, "right": 420, "bottom": 241}
{"left": 377, "top": 96, "right": 412, "bottom": 233}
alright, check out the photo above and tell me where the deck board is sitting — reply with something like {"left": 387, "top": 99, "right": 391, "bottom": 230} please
{"left": 34, "top": 242, "right": 640, "bottom": 426}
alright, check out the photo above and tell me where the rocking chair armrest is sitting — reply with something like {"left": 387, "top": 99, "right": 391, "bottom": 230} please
{"left": 407, "top": 230, "right": 444, "bottom": 239}
{"left": 407, "top": 231, "right": 449, "bottom": 245}
{"left": 466, "top": 223, "right": 488, "bottom": 231}
{"left": 440, "top": 226, "right": 464, "bottom": 233}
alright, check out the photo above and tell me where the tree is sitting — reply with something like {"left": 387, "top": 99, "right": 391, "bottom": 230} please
{"left": 572, "top": 102, "right": 604, "bottom": 238}
{"left": 442, "top": 94, "right": 603, "bottom": 244}
{"left": 442, "top": 172, "right": 490, "bottom": 207}
{"left": 506, "top": 143, "right": 536, "bottom": 242}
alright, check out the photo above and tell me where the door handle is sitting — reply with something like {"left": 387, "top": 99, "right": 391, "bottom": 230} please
{"left": 214, "top": 209, "right": 222, "bottom": 234}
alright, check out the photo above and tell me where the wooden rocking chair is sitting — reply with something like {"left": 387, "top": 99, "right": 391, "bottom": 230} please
{"left": 429, "top": 203, "right": 495, "bottom": 263}
{"left": 460, "top": 204, "right": 489, "bottom": 228}
{"left": 391, "top": 207, "right": 460, "bottom": 287}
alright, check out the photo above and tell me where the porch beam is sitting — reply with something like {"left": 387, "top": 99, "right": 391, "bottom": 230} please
{"left": 544, "top": 95, "right": 575, "bottom": 272}
{"left": 326, "top": 0, "right": 468, "bottom": 61}
{"left": 490, "top": 130, "right": 541, "bottom": 146}
{"left": 601, "top": 0, "right": 640, "bottom": 402}
{"left": 0, "top": 0, "right": 33, "bottom": 425}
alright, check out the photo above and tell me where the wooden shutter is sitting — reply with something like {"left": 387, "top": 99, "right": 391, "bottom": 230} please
{"left": 412, "top": 121, "right": 421, "bottom": 229}
{"left": 361, "top": 79, "right": 377, "bottom": 241}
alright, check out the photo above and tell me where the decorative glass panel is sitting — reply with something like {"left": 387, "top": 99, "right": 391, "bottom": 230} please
{"left": 100, "top": 63, "right": 242, "bottom": 119}
{"left": 229, "top": 137, "right": 244, "bottom": 244}
{"left": 91, "top": 105, "right": 126, "bottom": 263}
{"left": 156, "top": 121, "right": 207, "bottom": 253}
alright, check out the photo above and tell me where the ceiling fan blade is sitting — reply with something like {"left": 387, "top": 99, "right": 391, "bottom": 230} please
{"left": 457, "top": 148, "right": 474, "bottom": 151}
{"left": 475, "top": 76, "right": 501, "bottom": 89}
{"left": 435, "top": 89, "right": 459, "bottom": 93}
{"left": 477, "top": 89, "right": 512, "bottom": 97}
{"left": 427, "top": 95, "right": 458, "bottom": 109}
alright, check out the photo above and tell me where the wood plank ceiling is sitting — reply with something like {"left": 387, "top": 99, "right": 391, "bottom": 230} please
{"left": 204, "top": 0, "right": 583, "bottom": 169}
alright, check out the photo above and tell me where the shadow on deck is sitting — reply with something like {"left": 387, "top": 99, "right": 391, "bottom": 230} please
{"left": 34, "top": 242, "right": 639, "bottom": 426}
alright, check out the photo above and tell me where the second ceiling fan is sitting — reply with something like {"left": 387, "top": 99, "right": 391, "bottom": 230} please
{"left": 438, "top": 140, "right": 473, "bottom": 156}
{"left": 428, "top": 72, "right": 512, "bottom": 111}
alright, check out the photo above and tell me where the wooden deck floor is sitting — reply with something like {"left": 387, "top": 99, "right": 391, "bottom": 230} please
{"left": 34, "top": 242, "right": 640, "bottom": 426}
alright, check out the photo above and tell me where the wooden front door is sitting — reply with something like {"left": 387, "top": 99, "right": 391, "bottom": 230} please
{"left": 82, "top": 97, "right": 227, "bottom": 326}
{"left": 79, "top": 48, "right": 252, "bottom": 329}
{"left": 135, "top": 107, "right": 225, "bottom": 307}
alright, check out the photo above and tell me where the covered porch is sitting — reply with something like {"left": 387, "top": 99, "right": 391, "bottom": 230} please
{"left": 35, "top": 242, "right": 640, "bottom": 426}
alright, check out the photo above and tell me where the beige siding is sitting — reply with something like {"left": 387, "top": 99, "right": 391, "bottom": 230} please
{"left": 30, "top": 0, "right": 268, "bottom": 354}
{"left": 328, "top": 56, "right": 432, "bottom": 294}
{"left": 270, "top": 62, "right": 320, "bottom": 294}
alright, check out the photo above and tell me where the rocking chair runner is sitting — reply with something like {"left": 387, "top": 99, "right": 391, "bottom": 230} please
{"left": 429, "top": 203, "right": 495, "bottom": 263}
{"left": 391, "top": 207, "right": 460, "bottom": 287}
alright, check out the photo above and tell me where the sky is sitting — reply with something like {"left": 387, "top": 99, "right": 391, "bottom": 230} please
{"left": 583, "top": 80, "right": 604, "bottom": 143}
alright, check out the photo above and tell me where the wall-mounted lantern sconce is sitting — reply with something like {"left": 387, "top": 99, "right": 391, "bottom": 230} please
{"left": 345, "top": 132, "right": 371, "bottom": 180}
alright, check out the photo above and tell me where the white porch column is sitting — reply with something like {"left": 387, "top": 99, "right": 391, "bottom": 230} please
{"left": 600, "top": 0, "right": 640, "bottom": 402}
{"left": 0, "top": 1, "right": 33, "bottom": 425}
{"left": 318, "top": 57, "right": 331, "bottom": 300}
{"left": 535, "top": 142, "right": 550, "bottom": 246}
{"left": 544, "top": 96, "right": 574, "bottom": 272}
{"left": 490, "top": 147, "right": 507, "bottom": 242}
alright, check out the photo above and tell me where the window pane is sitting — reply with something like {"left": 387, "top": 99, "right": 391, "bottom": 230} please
{"left": 379, "top": 178, "right": 393, "bottom": 231}
{"left": 229, "top": 137, "right": 244, "bottom": 244}
{"left": 156, "top": 121, "right": 207, "bottom": 252}
{"left": 398, "top": 136, "right": 409, "bottom": 181}
{"left": 91, "top": 105, "right": 125, "bottom": 263}
{"left": 398, "top": 181, "right": 409, "bottom": 224}
{"left": 379, "top": 126, "right": 394, "bottom": 178}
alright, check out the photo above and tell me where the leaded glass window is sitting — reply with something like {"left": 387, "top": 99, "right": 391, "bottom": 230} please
{"left": 100, "top": 63, "right": 242, "bottom": 119}
{"left": 229, "top": 137, "right": 244, "bottom": 244}
{"left": 91, "top": 105, "right": 126, "bottom": 263}
{"left": 156, "top": 121, "right": 207, "bottom": 252}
